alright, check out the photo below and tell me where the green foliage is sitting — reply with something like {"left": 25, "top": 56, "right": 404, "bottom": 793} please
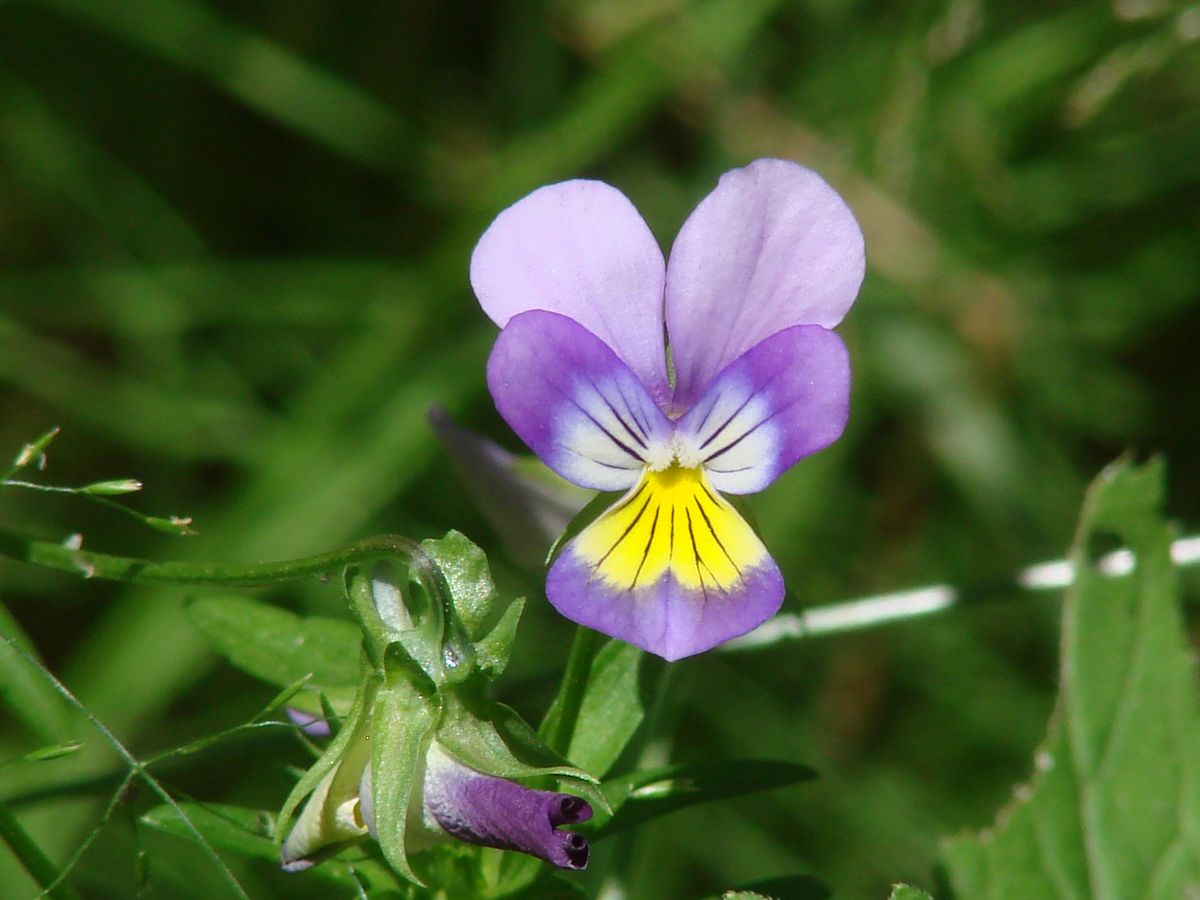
{"left": 143, "top": 802, "right": 280, "bottom": 865}
{"left": 140, "top": 801, "right": 400, "bottom": 891}
{"left": 942, "top": 460, "right": 1200, "bottom": 897}
{"left": 563, "top": 640, "right": 648, "bottom": 777}
{"left": 598, "top": 759, "right": 816, "bottom": 837}
{"left": 420, "top": 530, "right": 507, "bottom": 639}
{"left": 0, "top": 602, "right": 76, "bottom": 744}
{"left": 186, "top": 594, "right": 361, "bottom": 689}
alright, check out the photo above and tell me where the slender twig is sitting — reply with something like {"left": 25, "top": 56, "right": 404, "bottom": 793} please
{"left": 42, "top": 771, "right": 137, "bottom": 899}
{"left": 0, "top": 634, "right": 251, "bottom": 900}
{"left": 726, "top": 534, "right": 1200, "bottom": 651}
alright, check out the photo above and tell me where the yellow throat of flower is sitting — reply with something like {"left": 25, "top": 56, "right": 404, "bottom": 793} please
{"left": 572, "top": 465, "right": 768, "bottom": 594}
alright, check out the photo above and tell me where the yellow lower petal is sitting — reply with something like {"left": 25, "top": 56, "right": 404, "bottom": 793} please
{"left": 572, "top": 465, "right": 768, "bottom": 594}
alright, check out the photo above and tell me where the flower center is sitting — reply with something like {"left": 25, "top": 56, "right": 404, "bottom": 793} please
{"left": 645, "top": 462, "right": 700, "bottom": 491}
{"left": 645, "top": 433, "right": 704, "bottom": 473}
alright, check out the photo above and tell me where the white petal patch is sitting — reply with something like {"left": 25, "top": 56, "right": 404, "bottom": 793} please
{"left": 554, "top": 373, "right": 670, "bottom": 491}
{"left": 676, "top": 373, "right": 781, "bottom": 494}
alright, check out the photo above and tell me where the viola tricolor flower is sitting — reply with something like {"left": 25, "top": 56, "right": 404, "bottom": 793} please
{"left": 472, "top": 159, "right": 864, "bottom": 660}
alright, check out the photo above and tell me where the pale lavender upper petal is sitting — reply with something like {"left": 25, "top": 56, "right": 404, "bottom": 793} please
{"left": 487, "top": 310, "right": 673, "bottom": 492}
{"left": 665, "top": 159, "right": 865, "bottom": 408}
{"left": 423, "top": 745, "right": 592, "bottom": 870}
{"left": 676, "top": 325, "right": 850, "bottom": 495}
{"left": 471, "top": 179, "right": 670, "bottom": 405}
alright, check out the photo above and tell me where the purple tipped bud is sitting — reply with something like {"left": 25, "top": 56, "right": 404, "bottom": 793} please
{"left": 422, "top": 744, "right": 592, "bottom": 869}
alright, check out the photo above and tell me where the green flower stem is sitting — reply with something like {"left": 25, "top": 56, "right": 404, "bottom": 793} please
{"left": 0, "top": 525, "right": 443, "bottom": 590}
{"left": 0, "top": 798, "right": 84, "bottom": 900}
{"left": 539, "top": 626, "right": 606, "bottom": 756}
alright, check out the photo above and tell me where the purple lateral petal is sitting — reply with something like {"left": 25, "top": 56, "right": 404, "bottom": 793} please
{"left": 423, "top": 745, "right": 592, "bottom": 870}
{"left": 665, "top": 159, "right": 864, "bottom": 408}
{"left": 547, "top": 469, "right": 785, "bottom": 660}
{"left": 471, "top": 179, "right": 671, "bottom": 406}
{"left": 487, "top": 310, "right": 672, "bottom": 492}
{"left": 675, "top": 325, "right": 850, "bottom": 495}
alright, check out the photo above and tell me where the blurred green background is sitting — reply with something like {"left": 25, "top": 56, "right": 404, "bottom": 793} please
{"left": 1, "top": 0, "right": 1197, "bottom": 896}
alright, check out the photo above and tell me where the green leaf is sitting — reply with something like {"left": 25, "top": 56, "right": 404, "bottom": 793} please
{"left": 564, "top": 640, "right": 650, "bottom": 777}
{"left": 142, "top": 802, "right": 277, "bottom": 862}
{"left": 186, "top": 594, "right": 361, "bottom": 689}
{"left": 888, "top": 886, "right": 934, "bottom": 900}
{"left": 141, "top": 801, "right": 389, "bottom": 889}
{"left": 941, "top": 459, "right": 1200, "bottom": 898}
{"left": 597, "top": 759, "right": 816, "bottom": 837}
{"left": 435, "top": 692, "right": 608, "bottom": 825}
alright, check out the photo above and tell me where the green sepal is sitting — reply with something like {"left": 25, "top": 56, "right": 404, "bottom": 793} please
{"left": 435, "top": 691, "right": 607, "bottom": 815}
{"left": 345, "top": 565, "right": 400, "bottom": 671}
{"left": 274, "top": 675, "right": 377, "bottom": 847}
{"left": 472, "top": 597, "right": 524, "bottom": 680}
{"left": 420, "top": 530, "right": 501, "bottom": 640}
{"left": 383, "top": 642, "right": 437, "bottom": 698}
{"left": 348, "top": 562, "right": 452, "bottom": 686}
{"left": 369, "top": 679, "right": 438, "bottom": 887}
